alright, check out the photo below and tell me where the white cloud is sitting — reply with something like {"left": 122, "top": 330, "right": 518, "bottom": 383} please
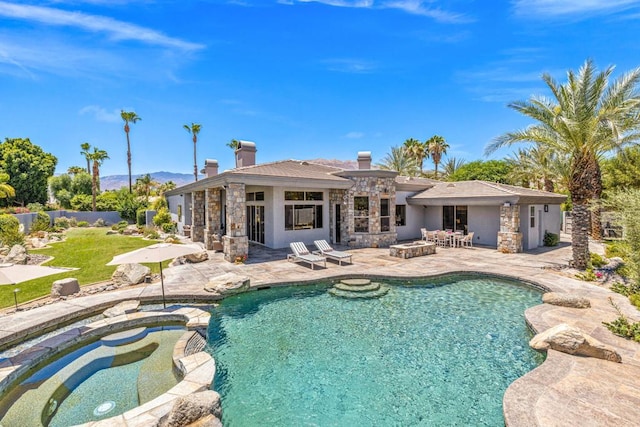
{"left": 282, "top": 0, "right": 470, "bottom": 23}
{"left": 79, "top": 105, "right": 121, "bottom": 123}
{"left": 512, "top": 0, "right": 640, "bottom": 17}
{"left": 323, "top": 58, "right": 377, "bottom": 73}
{"left": 0, "top": 1, "right": 204, "bottom": 51}
{"left": 345, "top": 131, "right": 365, "bottom": 139}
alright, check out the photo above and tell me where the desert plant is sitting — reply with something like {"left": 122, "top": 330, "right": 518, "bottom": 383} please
{"left": 603, "top": 298, "right": 640, "bottom": 342}
{"left": 136, "top": 208, "right": 146, "bottom": 227}
{"left": 26, "top": 202, "right": 44, "bottom": 212}
{"left": 142, "top": 227, "right": 160, "bottom": 239}
{"left": 605, "top": 189, "right": 640, "bottom": 291}
{"left": 610, "top": 282, "right": 631, "bottom": 296}
{"left": 576, "top": 268, "right": 597, "bottom": 282}
{"left": 152, "top": 208, "right": 172, "bottom": 227}
{"left": 543, "top": 232, "right": 559, "bottom": 247}
{"left": 54, "top": 217, "right": 71, "bottom": 229}
{"left": 29, "top": 211, "right": 51, "bottom": 233}
{"left": 161, "top": 222, "right": 176, "bottom": 233}
{"left": 77, "top": 221, "right": 89, "bottom": 227}
{"left": 590, "top": 252, "right": 607, "bottom": 268}
{"left": 93, "top": 218, "right": 106, "bottom": 227}
{"left": 0, "top": 214, "right": 23, "bottom": 246}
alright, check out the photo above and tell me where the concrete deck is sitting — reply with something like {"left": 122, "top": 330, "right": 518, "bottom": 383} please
{"left": 1, "top": 240, "right": 639, "bottom": 426}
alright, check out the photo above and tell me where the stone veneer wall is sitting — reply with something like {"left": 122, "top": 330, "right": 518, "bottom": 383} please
{"left": 343, "top": 175, "right": 397, "bottom": 248}
{"left": 498, "top": 204, "right": 523, "bottom": 253}
{"left": 191, "top": 190, "right": 205, "bottom": 243}
{"left": 329, "top": 189, "right": 348, "bottom": 244}
{"left": 204, "top": 188, "right": 222, "bottom": 250}
{"left": 223, "top": 183, "right": 248, "bottom": 262}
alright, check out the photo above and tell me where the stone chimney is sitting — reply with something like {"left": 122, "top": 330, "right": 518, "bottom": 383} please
{"left": 204, "top": 159, "right": 218, "bottom": 177}
{"left": 357, "top": 151, "right": 372, "bottom": 170}
{"left": 235, "top": 141, "right": 257, "bottom": 168}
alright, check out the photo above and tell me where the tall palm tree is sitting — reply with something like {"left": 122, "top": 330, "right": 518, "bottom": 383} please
{"left": 426, "top": 135, "right": 449, "bottom": 179}
{"left": 486, "top": 59, "right": 640, "bottom": 269}
{"left": 80, "top": 142, "right": 91, "bottom": 174}
{"left": 87, "top": 147, "right": 109, "bottom": 212}
{"left": 376, "top": 146, "right": 419, "bottom": 176}
{"left": 183, "top": 123, "right": 202, "bottom": 181}
{"left": 67, "top": 166, "right": 86, "bottom": 175}
{"left": 402, "top": 138, "right": 427, "bottom": 175}
{"left": 120, "top": 110, "right": 141, "bottom": 193}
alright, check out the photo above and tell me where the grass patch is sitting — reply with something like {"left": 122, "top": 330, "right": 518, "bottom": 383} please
{"left": 0, "top": 228, "right": 164, "bottom": 309}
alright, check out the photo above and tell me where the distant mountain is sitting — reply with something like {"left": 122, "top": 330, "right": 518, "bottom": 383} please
{"left": 100, "top": 171, "right": 197, "bottom": 190}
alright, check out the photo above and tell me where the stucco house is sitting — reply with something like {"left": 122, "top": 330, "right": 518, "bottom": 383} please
{"left": 165, "top": 141, "right": 566, "bottom": 262}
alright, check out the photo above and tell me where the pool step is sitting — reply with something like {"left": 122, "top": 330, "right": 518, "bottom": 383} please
{"left": 328, "top": 278, "right": 389, "bottom": 299}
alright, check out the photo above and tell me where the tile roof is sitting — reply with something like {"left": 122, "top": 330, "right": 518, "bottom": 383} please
{"left": 409, "top": 180, "right": 567, "bottom": 202}
{"left": 228, "top": 159, "right": 349, "bottom": 181}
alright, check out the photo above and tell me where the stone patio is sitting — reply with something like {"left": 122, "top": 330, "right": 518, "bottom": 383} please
{"left": 0, "top": 238, "right": 639, "bottom": 426}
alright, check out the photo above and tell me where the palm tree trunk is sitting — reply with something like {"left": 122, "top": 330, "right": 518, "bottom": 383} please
{"left": 568, "top": 152, "right": 598, "bottom": 269}
{"left": 434, "top": 162, "right": 439, "bottom": 179}
{"left": 92, "top": 161, "right": 98, "bottom": 212}
{"left": 86, "top": 159, "right": 90, "bottom": 174}
{"left": 571, "top": 203, "right": 590, "bottom": 269}
{"left": 126, "top": 129, "right": 132, "bottom": 193}
{"left": 590, "top": 163, "right": 603, "bottom": 240}
{"left": 193, "top": 136, "right": 198, "bottom": 182}
{"left": 543, "top": 177, "right": 554, "bottom": 193}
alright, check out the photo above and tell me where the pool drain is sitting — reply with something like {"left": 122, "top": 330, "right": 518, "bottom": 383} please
{"left": 93, "top": 401, "right": 116, "bottom": 416}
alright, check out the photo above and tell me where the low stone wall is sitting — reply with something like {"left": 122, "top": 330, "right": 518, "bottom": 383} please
{"left": 389, "top": 242, "right": 436, "bottom": 259}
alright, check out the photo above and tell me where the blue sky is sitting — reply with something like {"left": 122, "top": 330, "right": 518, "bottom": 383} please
{"left": 2, "top": 0, "right": 640, "bottom": 177}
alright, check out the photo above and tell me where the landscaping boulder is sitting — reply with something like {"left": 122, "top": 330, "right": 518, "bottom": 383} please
{"left": 185, "top": 251, "right": 209, "bottom": 264}
{"left": 530, "top": 323, "right": 622, "bottom": 363}
{"left": 3, "top": 245, "right": 27, "bottom": 264}
{"left": 542, "top": 292, "right": 591, "bottom": 309}
{"left": 157, "top": 390, "right": 222, "bottom": 427}
{"left": 204, "top": 273, "right": 250, "bottom": 295}
{"left": 51, "top": 278, "right": 80, "bottom": 298}
{"left": 106, "top": 230, "right": 119, "bottom": 235}
{"left": 122, "top": 225, "right": 139, "bottom": 235}
{"left": 111, "top": 263, "right": 151, "bottom": 286}
{"left": 103, "top": 300, "right": 140, "bottom": 317}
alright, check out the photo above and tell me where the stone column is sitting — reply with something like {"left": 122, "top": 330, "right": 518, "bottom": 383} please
{"left": 222, "top": 183, "right": 249, "bottom": 262}
{"left": 497, "top": 204, "right": 522, "bottom": 253}
{"left": 191, "top": 190, "right": 205, "bottom": 243}
{"left": 329, "top": 189, "right": 348, "bottom": 245}
{"left": 204, "top": 188, "right": 222, "bottom": 250}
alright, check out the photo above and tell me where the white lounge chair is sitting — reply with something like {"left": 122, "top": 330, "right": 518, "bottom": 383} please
{"left": 288, "top": 242, "right": 326, "bottom": 269}
{"left": 459, "top": 232, "right": 474, "bottom": 248}
{"left": 313, "top": 240, "right": 353, "bottom": 266}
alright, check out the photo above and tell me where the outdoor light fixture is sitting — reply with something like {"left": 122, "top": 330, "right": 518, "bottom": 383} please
{"left": 13, "top": 288, "right": 20, "bottom": 310}
{"left": 544, "top": 204, "right": 549, "bottom": 212}
{"left": 503, "top": 202, "right": 511, "bottom": 207}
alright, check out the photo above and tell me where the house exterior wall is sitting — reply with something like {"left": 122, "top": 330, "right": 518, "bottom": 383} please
{"left": 468, "top": 205, "right": 500, "bottom": 247}
{"left": 271, "top": 187, "right": 330, "bottom": 249}
{"left": 423, "top": 206, "right": 443, "bottom": 231}
{"left": 245, "top": 185, "right": 272, "bottom": 247}
{"left": 396, "top": 191, "right": 423, "bottom": 241}
{"left": 522, "top": 204, "right": 563, "bottom": 250}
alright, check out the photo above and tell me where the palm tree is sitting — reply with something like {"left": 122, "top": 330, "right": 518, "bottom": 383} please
{"left": 426, "top": 135, "right": 449, "bottom": 179}
{"left": 507, "top": 144, "right": 561, "bottom": 192}
{"left": 158, "top": 180, "right": 177, "bottom": 196}
{"left": 80, "top": 142, "right": 91, "bottom": 174}
{"left": 442, "top": 157, "right": 466, "bottom": 181}
{"left": 0, "top": 172, "right": 15, "bottom": 201}
{"left": 402, "top": 138, "right": 427, "bottom": 175}
{"left": 376, "top": 146, "right": 418, "bottom": 176}
{"left": 183, "top": 123, "right": 202, "bottom": 182}
{"left": 135, "top": 173, "right": 159, "bottom": 203}
{"left": 486, "top": 59, "right": 640, "bottom": 269}
{"left": 120, "top": 110, "right": 141, "bottom": 193}
{"left": 227, "top": 139, "right": 240, "bottom": 151}
{"left": 67, "top": 166, "right": 86, "bottom": 175}
{"left": 87, "top": 147, "right": 109, "bottom": 212}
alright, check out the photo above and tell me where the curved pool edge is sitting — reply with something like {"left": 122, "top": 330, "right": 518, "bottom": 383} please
{"left": 0, "top": 307, "right": 215, "bottom": 427}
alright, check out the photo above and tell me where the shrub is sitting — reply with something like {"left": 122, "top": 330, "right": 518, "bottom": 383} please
{"left": 54, "top": 217, "right": 71, "bottom": 229}
{"left": 77, "top": 221, "right": 89, "bottom": 227}
{"left": 161, "top": 222, "right": 176, "bottom": 233}
{"left": 590, "top": 252, "right": 607, "bottom": 268}
{"left": 543, "top": 232, "right": 559, "bottom": 247}
{"left": 630, "top": 294, "right": 640, "bottom": 310}
{"left": 152, "top": 197, "right": 167, "bottom": 211}
{"left": 610, "top": 282, "right": 631, "bottom": 296}
{"left": 152, "top": 208, "right": 172, "bottom": 227}
{"left": 142, "top": 227, "right": 160, "bottom": 239}
{"left": 605, "top": 240, "right": 628, "bottom": 259}
{"left": 93, "top": 218, "right": 106, "bottom": 227}
{"left": 70, "top": 194, "right": 92, "bottom": 211}
{"left": 29, "top": 211, "right": 51, "bottom": 233}
{"left": 576, "top": 268, "right": 597, "bottom": 282}
{"left": 603, "top": 298, "right": 640, "bottom": 342}
{"left": 0, "top": 214, "right": 23, "bottom": 246}
{"left": 26, "top": 202, "right": 44, "bottom": 212}
{"left": 136, "top": 209, "right": 147, "bottom": 227}
{"left": 68, "top": 217, "right": 78, "bottom": 227}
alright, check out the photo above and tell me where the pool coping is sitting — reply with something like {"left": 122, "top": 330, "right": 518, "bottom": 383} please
{"left": 0, "top": 307, "right": 214, "bottom": 427}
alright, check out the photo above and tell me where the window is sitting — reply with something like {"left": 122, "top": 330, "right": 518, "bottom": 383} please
{"left": 285, "top": 205, "right": 323, "bottom": 230}
{"left": 395, "top": 204, "right": 406, "bottom": 226}
{"left": 380, "top": 198, "right": 390, "bottom": 232}
{"left": 530, "top": 206, "right": 536, "bottom": 228}
{"left": 246, "top": 191, "right": 264, "bottom": 202}
{"left": 178, "top": 205, "right": 182, "bottom": 220}
{"left": 285, "top": 191, "right": 322, "bottom": 201}
{"left": 354, "top": 196, "right": 369, "bottom": 233}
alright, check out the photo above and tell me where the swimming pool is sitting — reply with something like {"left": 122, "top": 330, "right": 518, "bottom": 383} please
{"left": 207, "top": 274, "right": 544, "bottom": 426}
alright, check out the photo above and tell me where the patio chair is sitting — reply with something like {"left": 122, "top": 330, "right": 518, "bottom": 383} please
{"left": 435, "top": 231, "right": 450, "bottom": 247}
{"left": 313, "top": 240, "right": 353, "bottom": 266}
{"left": 420, "top": 228, "right": 428, "bottom": 241}
{"left": 459, "top": 232, "right": 474, "bottom": 248}
{"left": 288, "top": 242, "right": 326, "bottom": 269}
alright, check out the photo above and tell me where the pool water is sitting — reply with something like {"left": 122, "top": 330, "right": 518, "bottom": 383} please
{"left": 207, "top": 276, "right": 544, "bottom": 426}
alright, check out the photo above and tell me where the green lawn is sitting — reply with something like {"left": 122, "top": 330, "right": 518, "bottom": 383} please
{"left": 0, "top": 228, "right": 166, "bottom": 309}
